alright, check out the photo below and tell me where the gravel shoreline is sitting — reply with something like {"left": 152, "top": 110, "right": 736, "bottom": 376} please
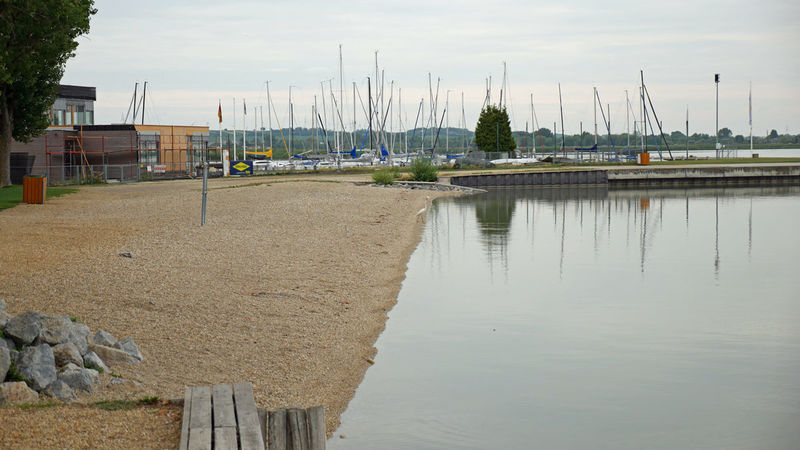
{"left": 0, "top": 175, "right": 455, "bottom": 447}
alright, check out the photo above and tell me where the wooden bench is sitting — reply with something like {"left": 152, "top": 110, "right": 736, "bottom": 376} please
{"left": 178, "top": 383, "right": 326, "bottom": 450}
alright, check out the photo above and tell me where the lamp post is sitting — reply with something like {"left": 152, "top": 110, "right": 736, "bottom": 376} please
{"left": 714, "top": 73, "right": 720, "bottom": 158}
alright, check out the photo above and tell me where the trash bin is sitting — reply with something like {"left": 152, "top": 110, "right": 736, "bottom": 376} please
{"left": 636, "top": 152, "right": 650, "bottom": 165}
{"left": 11, "top": 153, "right": 36, "bottom": 184}
{"left": 23, "top": 176, "right": 47, "bottom": 204}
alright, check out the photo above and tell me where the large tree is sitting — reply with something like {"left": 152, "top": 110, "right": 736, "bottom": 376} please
{"left": 0, "top": 0, "right": 96, "bottom": 187}
{"left": 474, "top": 104, "right": 516, "bottom": 153}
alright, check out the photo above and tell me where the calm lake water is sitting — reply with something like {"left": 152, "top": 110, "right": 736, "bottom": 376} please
{"left": 329, "top": 186, "right": 800, "bottom": 450}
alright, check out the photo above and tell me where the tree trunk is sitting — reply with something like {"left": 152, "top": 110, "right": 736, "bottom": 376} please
{"left": 0, "top": 98, "right": 12, "bottom": 187}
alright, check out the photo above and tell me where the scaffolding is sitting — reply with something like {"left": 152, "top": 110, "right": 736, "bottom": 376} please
{"left": 42, "top": 126, "right": 215, "bottom": 185}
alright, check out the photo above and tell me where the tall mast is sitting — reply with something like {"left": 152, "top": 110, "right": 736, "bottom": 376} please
{"left": 749, "top": 81, "right": 753, "bottom": 152}
{"left": 461, "top": 92, "right": 466, "bottom": 153}
{"left": 141, "top": 81, "right": 147, "bottom": 125}
{"left": 313, "top": 97, "right": 317, "bottom": 154}
{"left": 558, "top": 82, "right": 565, "bottom": 153}
{"left": 132, "top": 82, "right": 138, "bottom": 124}
{"left": 339, "top": 44, "right": 344, "bottom": 155}
{"left": 289, "top": 86, "right": 294, "bottom": 157}
{"left": 593, "top": 87, "right": 598, "bottom": 148}
{"left": 530, "top": 93, "right": 536, "bottom": 156}
{"left": 266, "top": 82, "right": 273, "bottom": 157}
{"left": 368, "top": 77, "right": 373, "bottom": 153}
{"left": 626, "top": 89, "right": 630, "bottom": 150}
{"left": 353, "top": 82, "right": 357, "bottom": 149}
{"left": 446, "top": 90, "right": 450, "bottom": 154}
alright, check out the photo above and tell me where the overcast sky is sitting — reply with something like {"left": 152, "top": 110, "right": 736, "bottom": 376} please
{"left": 62, "top": 0, "right": 800, "bottom": 136}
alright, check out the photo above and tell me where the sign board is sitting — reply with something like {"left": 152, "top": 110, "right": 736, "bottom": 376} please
{"left": 153, "top": 164, "right": 167, "bottom": 174}
{"left": 230, "top": 160, "right": 253, "bottom": 176}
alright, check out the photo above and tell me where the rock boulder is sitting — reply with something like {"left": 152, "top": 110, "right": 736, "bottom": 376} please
{"left": 0, "top": 381, "right": 39, "bottom": 405}
{"left": 44, "top": 380, "right": 76, "bottom": 403}
{"left": 16, "top": 344, "right": 57, "bottom": 391}
{"left": 67, "top": 322, "right": 90, "bottom": 356}
{"left": 92, "top": 330, "right": 117, "bottom": 347}
{"left": 58, "top": 363, "right": 99, "bottom": 393}
{"left": 37, "top": 316, "right": 72, "bottom": 346}
{"left": 114, "top": 337, "right": 143, "bottom": 362}
{"left": 52, "top": 342, "right": 83, "bottom": 368}
{"left": 83, "top": 351, "right": 109, "bottom": 373}
{"left": 4, "top": 311, "right": 44, "bottom": 346}
{"left": 0, "top": 346, "right": 9, "bottom": 381}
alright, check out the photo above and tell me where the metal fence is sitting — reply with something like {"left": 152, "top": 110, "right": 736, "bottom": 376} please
{"left": 10, "top": 162, "right": 220, "bottom": 186}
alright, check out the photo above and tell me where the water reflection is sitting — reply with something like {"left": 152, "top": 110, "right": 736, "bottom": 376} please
{"left": 441, "top": 185, "right": 799, "bottom": 279}
{"left": 331, "top": 185, "right": 800, "bottom": 450}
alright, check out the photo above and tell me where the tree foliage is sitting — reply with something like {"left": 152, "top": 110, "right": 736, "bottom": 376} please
{"left": 718, "top": 127, "right": 733, "bottom": 138}
{"left": 0, "top": 0, "right": 96, "bottom": 186}
{"left": 474, "top": 105, "right": 516, "bottom": 153}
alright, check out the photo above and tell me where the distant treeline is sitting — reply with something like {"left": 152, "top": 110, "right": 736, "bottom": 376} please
{"left": 208, "top": 127, "right": 799, "bottom": 159}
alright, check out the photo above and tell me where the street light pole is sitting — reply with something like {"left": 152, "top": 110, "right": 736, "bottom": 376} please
{"left": 715, "top": 73, "right": 720, "bottom": 158}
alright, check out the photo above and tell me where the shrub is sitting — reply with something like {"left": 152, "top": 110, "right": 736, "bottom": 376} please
{"left": 372, "top": 169, "right": 395, "bottom": 185}
{"left": 409, "top": 158, "right": 438, "bottom": 182}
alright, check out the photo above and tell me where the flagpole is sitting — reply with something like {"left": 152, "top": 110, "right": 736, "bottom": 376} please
{"left": 243, "top": 99, "right": 247, "bottom": 161}
{"left": 233, "top": 97, "right": 237, "bottom": 162}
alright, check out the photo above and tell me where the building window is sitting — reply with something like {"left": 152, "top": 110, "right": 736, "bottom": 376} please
{"left": 53, "top": 110, "right": 66, "bottom": 126}
{"left": 138, "top": 134, "right": 160, "bottom": 164}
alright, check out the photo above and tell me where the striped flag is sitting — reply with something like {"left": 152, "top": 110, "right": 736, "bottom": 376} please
{"left": 217, "top": 100, "right": 222, "bottom": 123}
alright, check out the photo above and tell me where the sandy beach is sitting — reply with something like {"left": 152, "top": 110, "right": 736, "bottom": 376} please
{"left": 0, "top": 174, "right": 453, "bottom": 447}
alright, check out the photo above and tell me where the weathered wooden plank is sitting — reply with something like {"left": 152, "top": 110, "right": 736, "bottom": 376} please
{"left": 232, "top": 383, "right": 265, "bottom": 450}
{"left": 287, "top": 408, "right": 309, "bottom": 450}
{"left": 268, "top": 409, "right": 287, "bottom": 450}
{"left": 306, "top": 406, "right": 326, "bottom": 450}
{"left": 257, "top": 408, "right": 268, "bottom": 449}
{"left": 213, "top": 427, "right": 238, "bottom": 450}
{"left": 212, "top": 384, "right": 236, "bottom": 429}
{"left": 240, "top": 426, "right": 266, "bottom": 450}
{"left": 187, "top": 428, "right": 212, "bottom": 450}
{"left": 190, "top": 386, "right": 212, "bottom": 430}
{"left": 179, "top": 387, "right": 193, "bottom": 450}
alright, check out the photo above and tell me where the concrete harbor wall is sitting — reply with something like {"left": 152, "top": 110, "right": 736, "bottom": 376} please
{"left": 449, "top": 165, "right": 800, "bottom": 188}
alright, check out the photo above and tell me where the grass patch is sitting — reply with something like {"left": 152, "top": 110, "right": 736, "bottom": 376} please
{"left": 94, "top": 396, "right": 160, "bottom": 411}
{"left": 0, "top": 185, "right": 78, "bottom": 211}
{"left": 108, "top": 372, "right": 123, "bottom": 378}
{"left": 69, "top": 316, "right": 78, "bottom": 323}
{"left": 17, "top": 401, "right": 60, "bottom": 410}
{"left": 6, "top": 360, "right": 25, "bottom": 382}
{"left": 371, "top": 169, "right": 396, "bottom": 185}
